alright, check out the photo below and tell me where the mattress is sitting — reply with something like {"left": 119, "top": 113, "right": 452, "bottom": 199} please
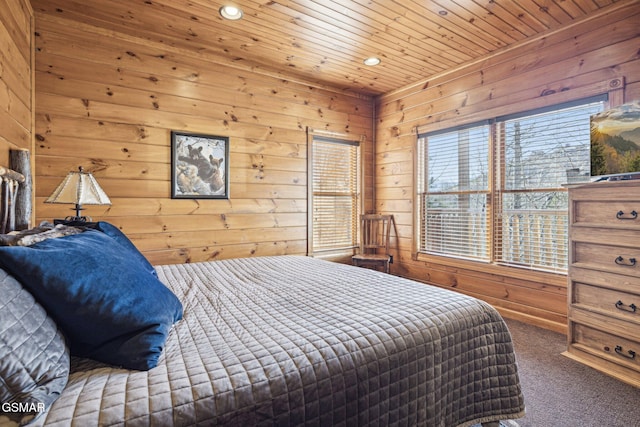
{"left": 32, "top": 255, "right": 525, "bottom": 426}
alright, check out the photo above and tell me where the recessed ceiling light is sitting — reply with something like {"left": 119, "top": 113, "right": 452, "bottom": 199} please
{"left": 219, "top": 5, "right": 243, "bottom": 20}
{"left": 363, "top": 57, "right": 381, "bottom": 66}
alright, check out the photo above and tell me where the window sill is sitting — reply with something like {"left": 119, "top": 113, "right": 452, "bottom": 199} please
{"left": 414, "top": 252, "right": 567, "bottom": 288}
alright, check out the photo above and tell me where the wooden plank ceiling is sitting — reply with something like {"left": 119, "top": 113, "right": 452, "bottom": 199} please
{"left": 32, "top": 0, "right": 623, "bottom": 96}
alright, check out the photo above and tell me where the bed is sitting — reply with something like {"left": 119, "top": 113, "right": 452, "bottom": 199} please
{"left": 0, "top": 161, "right": 525, "bottom": 427}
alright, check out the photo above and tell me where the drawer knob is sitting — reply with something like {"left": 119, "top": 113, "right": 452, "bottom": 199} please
{"left": 615, "top": 256, "right": 637, "bottom": 266}
{"left": 615, "top": 300, "right": 637, "bottom": 313}
{"left": 614, "top": 345, "right": 637, "bottom": 360}
{"left": 616, "top": 210, "right": 638, "bottom": 220}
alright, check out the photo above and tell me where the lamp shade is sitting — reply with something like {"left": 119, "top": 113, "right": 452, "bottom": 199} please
{"left": 45, "top": 167, "right": 111, "bottom": 206}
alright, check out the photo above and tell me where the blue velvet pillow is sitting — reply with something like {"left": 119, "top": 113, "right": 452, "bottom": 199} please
{"left": 60, "top": 221, "right": 157, "bottom": 277}
{"left": 0, "top": 229, "right": 183, "bottom": 371}
{"left": 94, "top": 221, "right": 157, "bottom": 277}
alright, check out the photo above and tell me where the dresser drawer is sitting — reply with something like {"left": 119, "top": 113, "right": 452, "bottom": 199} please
{"left": 571, "top": 322, "right": 640, "bottom": 371}
{"left": 572, "top": 282, "right": 640, "bottom": 322}
{"left": 573, "top": 200, "right": 640, "bottom": 229}
{"left": 572, "top": 241, "right": 640, "bottom": 276}
{"left": 570, "top": 226, "right": 640, "bottom": 247}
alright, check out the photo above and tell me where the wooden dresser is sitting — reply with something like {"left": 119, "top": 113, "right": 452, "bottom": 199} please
{"left": 565, "top": 180, "right": 640, "bottom": 387}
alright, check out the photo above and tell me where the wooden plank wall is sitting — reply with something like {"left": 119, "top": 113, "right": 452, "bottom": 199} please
{"left": 0, "top": 0, "right": 32, "bottom": 165}
{"left": 32, "top": 12, "right": 374, "bottom": 265}
{"left": 375, "top": 1, "right": 640, "bottom": 332}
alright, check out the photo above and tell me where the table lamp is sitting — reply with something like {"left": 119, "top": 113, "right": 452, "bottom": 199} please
{"left": 45, "top": 166, "right": 111, "bottom": 222}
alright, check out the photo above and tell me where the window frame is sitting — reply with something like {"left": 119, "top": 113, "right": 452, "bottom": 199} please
{"left": 307, "top": 129, "right": 363, "bottom": 258}
{"left": 416, "top": 121, "right": 492, "bottom": 263}
{"left": 415, "top": 95, "right": 607, "bottom": 274}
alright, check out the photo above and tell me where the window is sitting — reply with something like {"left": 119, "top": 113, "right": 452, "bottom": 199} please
{"left": 417, "top": 97, "right": 605, "bottom": 273}
{"left": 308, "top": 134, "right": 361, "bottom": 254}
{"left": 417, "top": 123, "right": 491, "bottom": 261}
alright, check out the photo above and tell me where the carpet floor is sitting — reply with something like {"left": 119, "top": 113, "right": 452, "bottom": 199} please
{"left": 503, "top": 318, "right": 640, "bottom": 427}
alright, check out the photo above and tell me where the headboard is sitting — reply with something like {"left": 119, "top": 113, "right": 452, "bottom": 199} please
{"left": 0, "top": 165, "right": 26, "bottom": 234}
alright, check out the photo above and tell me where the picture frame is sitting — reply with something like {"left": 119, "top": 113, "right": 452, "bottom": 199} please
{"left": 171, "top": 131, "right": 229, "bottom": 199}
{"left": 590, "top": 100, "right": 640, "bottom": 177}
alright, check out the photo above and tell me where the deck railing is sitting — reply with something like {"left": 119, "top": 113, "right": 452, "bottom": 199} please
{"left": 423, "top": 208, "right": 568, "bottom": 272}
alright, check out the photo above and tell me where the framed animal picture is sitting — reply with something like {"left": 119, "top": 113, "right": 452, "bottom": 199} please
{"left": 171, "top": 131, "right": 230, "bottom": 199}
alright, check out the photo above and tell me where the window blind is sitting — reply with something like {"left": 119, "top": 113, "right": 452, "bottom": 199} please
{"left": 417, "top": 124, "right": 491, "bottom": 261}
{"left": 311, "top": 138, "right": 360, "bottom": 252}
{"left": 417, "top": 97, "right": 605, "bottom": 273}
{"left": 494, "top": 100, "right": 605, "bottom": 272}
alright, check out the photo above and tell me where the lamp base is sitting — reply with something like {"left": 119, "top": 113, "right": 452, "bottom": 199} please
{"left": 54, "top": 205, "right": 92, "bottom": 224}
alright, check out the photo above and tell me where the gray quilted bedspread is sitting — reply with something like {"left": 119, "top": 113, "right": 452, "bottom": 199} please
{"left": 33, "top": 256, "right": 525, "bottom": 426}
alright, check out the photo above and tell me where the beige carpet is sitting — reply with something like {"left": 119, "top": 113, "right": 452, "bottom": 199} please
{"left": 504, "top": 318, "right": 640, "bottom": 427}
